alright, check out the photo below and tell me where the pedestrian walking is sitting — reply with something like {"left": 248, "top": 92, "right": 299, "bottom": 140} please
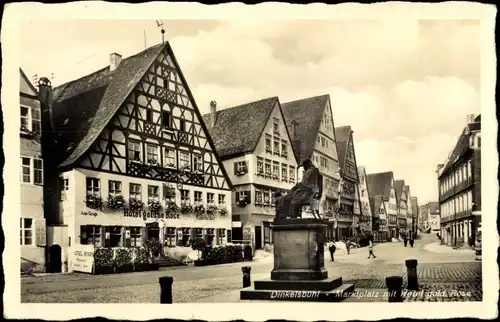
{"left": 409, "top": 237, "right": 414, "bottom": 248}
{"left": 403, "top": 234, "right": 408, "bottom": 247}
{"left": 328, "top": 240, "right": 336, "bottom": 261}
{"left": 368, "top": 239, "right": 376, "bottom": 259}
{"left": 346, "top": 238, "right": 351, "bottom": 255}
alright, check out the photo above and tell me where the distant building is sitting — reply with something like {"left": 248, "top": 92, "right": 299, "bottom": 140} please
{"left": 437, "top": 114, "right": 481, "bottom": 247}
{"left": 20, "top": 68, "right": 46, "bottom": 273}
{"left": 369, "top": 195, "right": 388, "bottom": 241}
{"left": 419, "top": 202, "right": 440, "bottom": 233}
{"left": 281, "top": 95, "right": 341, "bottom": 240}
{"left": 394, "top": 179, "right": 408, "bottom": 235}
{"left": 203, "top": 97, "right": 299, "bottom": 250}
{"left": 366, "top": 172, "right": 398, "bottom": 239}
{"left": 405, "top": 186, "right": 414, "bottom": 235}
{"left": 357, "top": 166, "right": 372, "bottom": 233}
{"left": 335, "top": 126, "right": 361, "bottom": 238}
{"left": 410, "top": 197, "right": 419, "bottom": 233}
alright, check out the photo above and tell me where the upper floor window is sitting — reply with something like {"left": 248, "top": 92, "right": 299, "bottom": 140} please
{"left": 207, "top": 193, "right": 215, "bottom": 204}
{"left": 146, "top": 144, "right": 158, "bottom": 163}
{"left": 273, "top": 138, "right": 280, "bottom": 156}
{"left": 281, "top": 140, "right": 288, "bottom": 158}
{"left": 59, "top": 177, "right": 69, "bottom": 200}
{"left": 467, "top": 160, "right": 472, "bottom": 178}
{"left": 180, "top": 152, "right": 190, "bottom": 169}
{"left": 281, "top": 164, "right": 288, "bottom": 182}
{"left": 179, "top": 119, "right": 186, "bottom": 132}
{"left": 194, "top": 191, "right": 203, "bottom": 204}
{"left": 289, "top": 166, "right": 296, "bottom": 183}
{"left": 129, "top": 183, "right": 142, "bottom": 201}
{"left": 321, "top": 137, "right": 327, "bottom": 148}
{"left": 235, "top": 161, "right": 247, "bottom": 175}
{"left": 20, "top": 157, "right": 43, "bottom": 185}
{"left": 148, "top": 185, "right": 160, "bottom": 202}
{"left": 272, "top": 161, "right": 280, "bottom": 179}
{"left": 20, "top": 218, "right": 34, "bottom": 246}
{"left": 265, "top": 134, "right": 272, "bottom": 153}
{"left": 256, "top": 157, "right": 264, "bottom": 174}
{"left": 146, "top": 109, "right": 153, "bottom": 123}
{"left": 86, "top": 178, "right": 100, "bottom": 197}
{"left": 273, "top": 117, "right": 280, "bottom": 135}
{"left": 109, "top": 180, "right": 122, "bottom": 197}
{"left": 218, "top": 194, "right": 226, "bottom": 205}
{"left": 20, "top": 105, "right": 41, "bottom": 135}
{"left": 181, "top": 189, "right": 190, "bottom": 203}
{"left": 162, "top": 111, "right": 172, "bottom": 128}
{"left": 193, "top": 154, "right": 203, "bottom": 173}
{"left": 264, "top": 159, "right": 272, "bottom": 176}
{"left": 163, "top": 148, "right": 176, "bottom": 168}
{"left": 128, "top": 140, "right": 142, "bottom": 162}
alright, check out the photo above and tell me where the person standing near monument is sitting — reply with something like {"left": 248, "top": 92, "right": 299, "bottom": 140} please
{"left": 368, "top": 238, "right": 376, "bottom": 259}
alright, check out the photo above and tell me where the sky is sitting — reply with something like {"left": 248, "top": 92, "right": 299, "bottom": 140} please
{"left": 20, "top": 18, "right": 481, "bottom": 205}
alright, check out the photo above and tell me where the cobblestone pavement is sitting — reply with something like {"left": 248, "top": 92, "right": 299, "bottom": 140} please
{"left": 21, "top": 233, "right": 482, "bottom": 303}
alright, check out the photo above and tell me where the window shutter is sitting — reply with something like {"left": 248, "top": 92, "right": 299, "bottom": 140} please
{"left": 35, "top": 218, "right": 46, "bottom": 246}
{"left": 234, "top": 162, "right": 238, "bottom": 174}
{"left": 246, "top": 191, "right": 251, "bottom": 203}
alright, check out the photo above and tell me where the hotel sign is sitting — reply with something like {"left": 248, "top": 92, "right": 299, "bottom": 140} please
{"left": 123, "top": 209, "right": 180, "bottom": 220}
{"left": 70, "top": 245, "right": 95, "bottom": 274}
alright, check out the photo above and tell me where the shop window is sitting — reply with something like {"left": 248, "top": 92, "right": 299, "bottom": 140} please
{"left": 179, "top": 228, "right": 190, "bottom": 246}
{"left": 20, "top": 218, "right": 33, "bottom": 246}
{"left": 206, "top": 228, "right": 215, "bottom": 245}
{"left": 130, "top": 227, "right": 142, "bottom": 247}
{"left": 165, "top": 228, "right": 176, "bottom": 247}
{"left": 80, "top": 225, "right": 102, "bottom": 247}
{"left": 217, "top": 228, "right": 226, "bottom": 245}
{"left": 104, "top": 226, "right": 122, "bottom": 247}
{"left": 195, "top": 228, "right": 203, "bottom": 239}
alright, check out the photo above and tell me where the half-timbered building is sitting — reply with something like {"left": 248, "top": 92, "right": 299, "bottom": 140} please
{"left": 203, "top": 97, "right": 299, "bottom": 250}
{"left": 39, "top": 43, "right": 233, "bottom": 271}
{"left": 281, "top": 95, "right": 341, "bottom": 240}
{"left": 369, "top": 195, "right": 387, "bottom": 241}
{"left": 357, "top": 166, "right": 373, "bottom": 233}
{"left": 20, "top": 68, "right": 46, "bottom": 273}
{"left": 405, "top": 185, "right": 414, "bottom": 237}
{"left": 335, "top": 126, "right": 361, "bottom": 239}
{"left": 394, "top": 179, "right": 408, "bottom": 236}
{"left": 366, "top": 171, "right": 397, "bottom": 240}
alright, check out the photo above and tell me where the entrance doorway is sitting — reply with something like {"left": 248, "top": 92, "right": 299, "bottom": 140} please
{"left": 255, "top": 226, "right": 262, "bottom": 250}
{"left": 146, "top": 223, "right": 161, "bottom": 257}
{"left": 48, "top": 245, "right": 62, "bottom": 273}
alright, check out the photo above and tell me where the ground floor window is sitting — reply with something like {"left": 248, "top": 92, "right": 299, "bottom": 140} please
{"left": 178, "top": 228, "right": 190, "bottom": 246}
{"left": 227, "top": 229, "right": 232, "bottom": 243}
{"left": 195, "top": 228, "right": 203, "bottom": 240}
{"left": 165, "top": 227, "right": 176, "bottom": 247}
{"left": 104, "top": 226, "right": 122, "bottom": 247}
{"left": 217, "top": 228, "right": 226, "bottom": 245}
{"left": 124, "top": 226, "right": 142, "bottom": 247}
{"left": 206, "top": 228, "right": 215, "bottom": 245}
{"left": 20, "top": 218, "right": 34, "bottom": 246}
{"left": 80, "top": 225, "right": 102, "bottom": 247}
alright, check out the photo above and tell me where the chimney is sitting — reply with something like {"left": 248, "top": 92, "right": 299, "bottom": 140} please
{"left": 210, "top": 101, "right": 217, "bottom": 129}
{"left": 466, "top": 114, "right": 475, "bottom": 125}
{"left": 110, "top": 53, "right": 122, "bottom": 71}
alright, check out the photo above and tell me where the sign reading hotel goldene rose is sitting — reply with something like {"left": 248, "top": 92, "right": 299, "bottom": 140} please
{"left": 123, "top": 209, "right": 180, "bottom": 220}
{"left": 70, "top": 244, "right": 95, "bottom": 273}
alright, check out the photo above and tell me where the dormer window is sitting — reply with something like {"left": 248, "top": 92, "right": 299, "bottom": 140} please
{"left": 265, "top": 134, "right": 272, "bottom": 153}
{"left": 234, "top": 161, "right": 248, "bottom": 176}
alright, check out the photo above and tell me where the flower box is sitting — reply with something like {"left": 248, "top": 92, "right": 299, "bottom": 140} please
{"left": 194, "top": 204, "right": 205, "bottom": 214}
{"left": 206, "top": 204, "right": 218, "bottom": 214}
{"left": 219, "top": 207, "right": 228, "bottom": 216}
{"left": 108, "top": 195, "right": 125, "bottom": 209}
{"left": 148, "top": 200, "right": 162, "bottom": 212}
{"left": 129, "top": 199, "right": 144, "bottom": 210}
{"left": 165, "top": 201, "right": 179, "bottom": 213}
{"left": 86, "top": 195, "right": 103, "bottom": 210}
{"left": 181, "top": 203, "right": 193, "bottom": 213}
{"left": 236, "top": 198, "right": 248, "bottom": 207}
{"left": 164, "top": 188, "right": 176, "bottom": 198}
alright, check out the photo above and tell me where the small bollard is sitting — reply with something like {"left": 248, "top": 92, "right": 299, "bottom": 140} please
{"left": 385, "top": 276, "right": 403, "bottom": 302}
{"left": 159, "top": 276, "right": 173, "bottom": 304}
{"left": 405, "top": 259, "right": 419, "bottom": 291}
{"left": 242, "top": 266, "right": 251, "bottom": 288}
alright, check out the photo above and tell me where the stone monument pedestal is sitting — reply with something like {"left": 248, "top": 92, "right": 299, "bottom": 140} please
{"left": 240, "top": 218, "right": 354, "bottom": 302}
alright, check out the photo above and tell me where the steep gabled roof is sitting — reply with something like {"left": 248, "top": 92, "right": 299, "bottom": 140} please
{"left": 202, "top": 97, "right": 279, "bottom": 160}
{"left": 366, "top": 171, "right": 394, "bottom": 201}
{"left": 335, "top": 126, "right": 352, "bottom": 174}
{"left": 428, "top": 202, "right": 440, "bottom": 215}
{"left": 20, "top": 68, "right": 39, "bottom": 95}
{"left": 52, "top": 43, "right": 166, "bottom": 168}
{"left": 281, "top": 94, "right": 330, "bottom": 163}
{"left": 369, "top": 195, "right": 384, "bottom": 218}
{"left": 394, "top": 180, "right": 405, "bottom": 202}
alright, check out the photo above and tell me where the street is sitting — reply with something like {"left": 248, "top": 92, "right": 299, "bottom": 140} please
{"left": 21, "top": 233, "right": 481, "bottom": 303}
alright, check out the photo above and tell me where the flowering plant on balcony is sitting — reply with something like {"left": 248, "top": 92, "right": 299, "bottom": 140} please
{"left": 206, "top": 204, "right": 218, "bottom": 214}
{"left": 236, "top": 196, "right": 248, "bottom": 207}
{"left": 129, "top": 198, "right": 144, "bottom": 210}
{"left": 219, "top": 207, "right": 228, "bottom": 216}
{"left": 180, "top": 202, "right": 193, "bottom": 214}
{"left": 165, "top": 200, "right": 179, "bottom": 213}
{"left": 164, "top": 187, "right": 176, "bottom": 198}
{"left": 148, "top": 200, "right": 162, "bottom": 212}
{"left": 147, "top": 158, "right": 159, "bottom": 166}
{"left": 108, "top": 195, "right": 125, "bottom": 209}
{"left": 86, "top": 195, "right": 103, "bottom": 209}
{"left": 194, "top": 204, "right": 205, "bottom": 215}
{"left": 236, "top": 166, "right": 248, "bottom": 176}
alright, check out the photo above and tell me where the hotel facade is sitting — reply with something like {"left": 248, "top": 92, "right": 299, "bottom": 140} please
{"left": 204, "top": 97, "right": 299, "bottom": 250}
{"left": 39, "top": 43, "right": 234, "bottom": 272}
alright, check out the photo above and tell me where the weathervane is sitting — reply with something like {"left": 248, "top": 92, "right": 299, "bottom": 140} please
{"left": 156, "top": 20, "right": 165, "bottom": 44}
